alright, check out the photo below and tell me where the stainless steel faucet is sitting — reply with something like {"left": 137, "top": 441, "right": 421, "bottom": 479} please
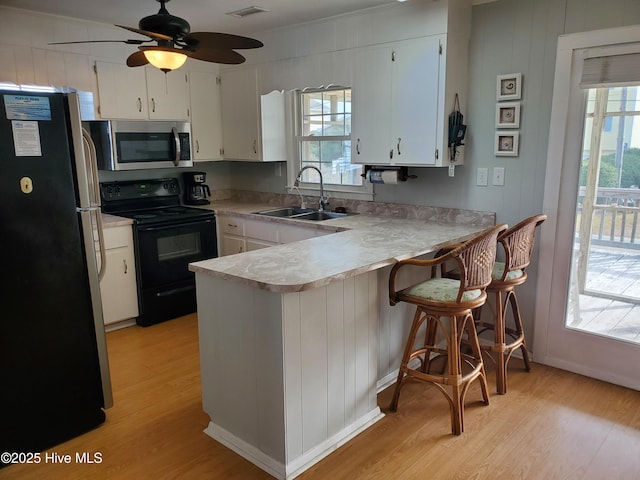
{"left": 294, "top": 166, "right": 329, "bottom": 211}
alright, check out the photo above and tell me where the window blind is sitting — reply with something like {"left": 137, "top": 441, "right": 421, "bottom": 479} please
{"left": 580, "top": 53, "right": 640, "bottom": 88}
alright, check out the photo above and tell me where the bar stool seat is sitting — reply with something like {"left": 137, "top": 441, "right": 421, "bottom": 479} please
{"left": 476, "top": 214, "right": 546, "bottom": 394}
{"left": 388, "top": 224, "right": 507, "bottom": 435}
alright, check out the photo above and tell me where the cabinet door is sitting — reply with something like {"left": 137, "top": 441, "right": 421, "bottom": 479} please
{"left": 221, "top": 234, "right": 246, "bottom": 256}
{"left": 260, "top": 90, "right": 287, "bottom": 162}
{"left": 246, "top": 238, "right": 276, "bottom": 251}
{"left": 100, "top": 226, "right": 138, "bottom": 324}
{"left": 351, "top": 45, "right": 393, "bottom": 165}
{"left": 279, "top": 224, "right": 317, "bottom": 244}
{"left": 146, "top": 68, "right": 190, "bottom": 120}
{"left": 220, "top": 66, "right": 260, "bottom": 160}
{"left": 189, "top": 70, "right": 223, "bottom": 161}
{"left": 245, "top": 218, "right": 278, "bottom": 243}
{"left": 95, "top": 61, "right": 148, "bottom": 119}
{"left": 391, "top": 37, "right": 441, "bottom": 166}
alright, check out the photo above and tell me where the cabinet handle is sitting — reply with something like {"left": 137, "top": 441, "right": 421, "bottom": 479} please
{"left": 356, "top": 138, "right": 361, "bottom": 155}
{"left": 253, "top": 139, "right": 257, "bottom": 154}
{"left": 228, "top": 223, "right": 238, "bottom": 228}
{"left": 397, "top": 137, "right": 402, "bottom": 155}
{"left": 123, "top": 259, "right": 128, "bottom": 275}
{"left": 238, "top": 246, "right": 244, "bottom": 253}
{"left": 196, "top": 139, "right": 200, "bottom": 153}
{"left": 137, "top": 97, "right": 142, "bottom": 112}
{"left": 151, "top": 98, "right": 156, "bottom": 112}
{"left": 389, "top": 149, "right": 393, "bottom": 159}
{"left": 392, "top": 51, "right": 396, "bottom": 62}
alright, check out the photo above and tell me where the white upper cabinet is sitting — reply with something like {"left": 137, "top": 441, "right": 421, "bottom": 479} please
{"left": 145, "top": 68, "right": 190, "bottom": 120}
{"left": 351, "top": 0, "right": 471, "bottom": 168}
{"left": 352, "top": 36, "right": 442, "bottom": 166}
{"left": 95, "top": 61, "right": 148, "bottom": 120}
{"left": 220, "top": 66, "right": 286, "bottom": 162}
{"left": 188, "top": 69, "right": 223, "bottom": 161}
{"left": 95, "top": 61, "right": 190, "bottom": 120}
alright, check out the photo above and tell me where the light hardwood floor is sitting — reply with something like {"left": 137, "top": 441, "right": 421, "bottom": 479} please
{"left": 2, "top": 313, "right": 640, "bottom": 480}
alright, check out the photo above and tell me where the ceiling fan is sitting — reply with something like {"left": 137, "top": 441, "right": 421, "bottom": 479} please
{"left": 50, "top": 0, "right": 264, "bottom": 72}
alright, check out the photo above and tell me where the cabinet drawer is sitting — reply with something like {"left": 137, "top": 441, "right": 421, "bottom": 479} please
{"left": 218, "top": 216, "right": 245, "bottom": 236}
{"left": 103, "top": 225, "right": 132, "bottom": 250}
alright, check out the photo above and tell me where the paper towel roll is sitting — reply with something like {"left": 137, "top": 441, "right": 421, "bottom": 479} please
{"left": 369, "top": 170, "right": 399, "bottom": 184}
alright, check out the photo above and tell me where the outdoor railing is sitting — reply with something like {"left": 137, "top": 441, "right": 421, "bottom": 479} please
{"left": 578, "top": 187, "right": 640, "bottom": 248}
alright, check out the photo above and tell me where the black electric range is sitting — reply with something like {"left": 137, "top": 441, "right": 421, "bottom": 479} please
{"left": 100, "top": 178, "right": 217, "bottom": 326}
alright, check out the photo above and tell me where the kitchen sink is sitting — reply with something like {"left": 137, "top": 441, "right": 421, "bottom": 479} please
{"left": 255, "top": 207, "right": 314, "bottom": 217}
{"left": 255, "top": 207, "right": 354, "bottom": 221}
{"left": 290, "top": 211, "right": 348, "bottom": 221}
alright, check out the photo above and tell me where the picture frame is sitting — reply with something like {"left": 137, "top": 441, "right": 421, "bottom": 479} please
{"left": 496, "top": 102, "right": 521, "bottom": 128}
{"left": 495, "top": 132, "right": 519, "bottom": 156}
{"left": 496, "top": 73, "right": 522, "bottom": 101}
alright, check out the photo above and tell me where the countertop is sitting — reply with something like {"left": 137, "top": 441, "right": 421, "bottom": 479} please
{"left": 189, "top": 201, "right": 490, "bottom": 293}
{"left": 101, "top": 213, "right": 134, "bottom": 227}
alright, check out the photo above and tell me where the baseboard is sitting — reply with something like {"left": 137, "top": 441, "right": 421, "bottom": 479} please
{"left": 104, "top": 318, "right": 136, "bottom": 332}
{"left": 203, "top": 423, "right": 285, "bottom": 479}
{"left": 204, "top": 407, "right": 385, "bottom": 480}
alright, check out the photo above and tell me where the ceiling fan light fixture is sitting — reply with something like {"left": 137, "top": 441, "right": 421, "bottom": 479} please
{"left": 143, "top": 49, "right": 187, "bottom": 72}
{"left": 226, "top": 6, "right": 269, "bottom": 18}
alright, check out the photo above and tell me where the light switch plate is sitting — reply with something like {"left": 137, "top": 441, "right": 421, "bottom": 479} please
{"left": 476, "top": 168, "right": 488, "bottom": 186}
{"left": 493, "top": 167, "right": 505, "bottom": 186}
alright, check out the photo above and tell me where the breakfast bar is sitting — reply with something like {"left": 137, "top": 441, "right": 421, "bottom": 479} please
{"left": 189, "top": 210, "right": 493, "bottom": 479}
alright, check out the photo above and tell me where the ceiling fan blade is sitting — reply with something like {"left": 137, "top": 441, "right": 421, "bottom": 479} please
{"left": 184, "top": 48, "right": 246, "bottom": 65}
{"left": 126, "top": 50, "right": 150, "bottom": 67}
{"left": 183, "top": 32, "right": 263, "bottom": 50}
{"left": 116, "top": 25, "right": 173, "bottom": 42}
{"left": 49, "top": 39, "right": 149, "bottom": 45}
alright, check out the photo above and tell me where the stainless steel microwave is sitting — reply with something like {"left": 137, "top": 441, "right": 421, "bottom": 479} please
{"left": 83, "top": 120, "right": 193, "bottom": 170}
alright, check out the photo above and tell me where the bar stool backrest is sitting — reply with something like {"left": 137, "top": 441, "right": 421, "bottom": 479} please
{"left": 455, "top": 224, "right": 508, "bottom": 302}
{"left": 498, "top": 214, "right": 547, "bottom": 281}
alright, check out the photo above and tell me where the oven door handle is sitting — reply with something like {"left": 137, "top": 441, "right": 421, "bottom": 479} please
{"left": 138, "top": 218, "right": 213, "bottom": 232}
{"left": 156, "top": 285, "right": 195, "bottom": 298}
{"left": 172, "top": 126, "right": 180, "bottom": 166}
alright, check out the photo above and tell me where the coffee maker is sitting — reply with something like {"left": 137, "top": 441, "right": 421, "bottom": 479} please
{"left": 183, "top": 171, "right": 211, "bottom": 205}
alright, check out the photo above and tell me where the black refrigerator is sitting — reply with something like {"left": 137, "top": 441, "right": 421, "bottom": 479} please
{"left": 0, "top": 88, "right": 112, "bottom": 465}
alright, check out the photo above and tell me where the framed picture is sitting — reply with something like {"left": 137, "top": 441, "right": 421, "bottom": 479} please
{"left": 497, "top": 73, "right": 522, "bottom": 101}
{"left": 496, "top": 102, "right": 520, "bottom": 128}
{"left": 495, "top": 132, "right": 519, "bottom": 156}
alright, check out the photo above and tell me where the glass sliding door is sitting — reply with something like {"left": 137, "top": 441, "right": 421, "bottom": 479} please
{"left": 567, "top": 86, "right": 640, "bottom": 343}
{"left": 534, "top": 29, "right": 640, "bottom": 390}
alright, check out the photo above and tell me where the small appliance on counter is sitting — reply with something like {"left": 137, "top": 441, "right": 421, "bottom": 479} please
{"left": 183, "top": 171, "right": 211, "bottom": 205}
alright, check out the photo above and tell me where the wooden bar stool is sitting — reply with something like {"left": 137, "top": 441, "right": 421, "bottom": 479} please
{"left": 475, "top": 214, "right": 546, "bottom": 394}
{"left": 388, "top": 224, "right": 507, "bottom": 435}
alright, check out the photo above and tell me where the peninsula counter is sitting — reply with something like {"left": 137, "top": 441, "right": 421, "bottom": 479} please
{"left": 190, "top": 210, "right": 492, "bottom": 479}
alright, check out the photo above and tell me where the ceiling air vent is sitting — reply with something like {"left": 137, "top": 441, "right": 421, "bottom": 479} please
{"left": 226, "top": 6, "right": 269, "bottom": 18}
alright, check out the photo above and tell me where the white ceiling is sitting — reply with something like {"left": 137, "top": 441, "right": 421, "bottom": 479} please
{"left": 0, "top": 0, "right": 410, "bottom": 36}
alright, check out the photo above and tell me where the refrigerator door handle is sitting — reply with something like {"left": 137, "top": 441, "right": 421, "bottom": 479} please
{"left": 83, "top": 129, "right": 107, "bottom": 282}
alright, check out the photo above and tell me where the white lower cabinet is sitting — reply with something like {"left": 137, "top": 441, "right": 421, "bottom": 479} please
{"left": 222, "top": 235, "right": 246, "bottom": 255}
{"left": 217, "top": 215, "right": 330, "bottom": 256}
{"left": 99, "top": 225, "right": 139, "bottom": 326}
{"left": 218, "top": 215, "right": 246, "bottom": 256}
{"left": 279, "top": 224, "right": 318, "bottom": 244}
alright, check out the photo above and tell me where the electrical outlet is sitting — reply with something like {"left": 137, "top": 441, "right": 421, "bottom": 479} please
{"left": 476, "top": 168, "right": 488, "bottom": 186}
{"left": 493, "top": 167, "right": 505, "bottom": 186}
